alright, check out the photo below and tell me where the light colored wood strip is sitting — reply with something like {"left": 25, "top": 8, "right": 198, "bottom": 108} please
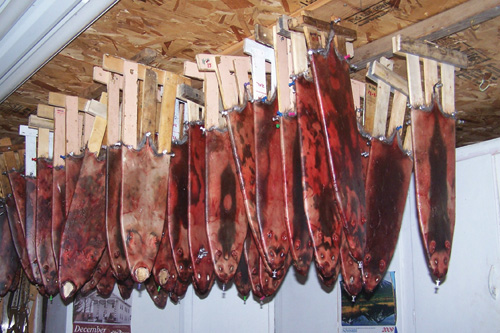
{"left": 183, "top": 61, "right": 204, "bottom": 80}
{"left": 122, "top": 60, "right": 139, "bottom": 147}
{"left": 291, "top": 31, "right": 308, "bottom": 74}
{"left": 87, "top": 116, "right": 107, "bottom": 155}
{"left": 405, "top": 54, "right": 424, "bottom": 107}
{"left": 372, "top": 58, "right": 394, "bottom": 137}
{"left": 387, "top": 91, "right": 408, "bottom": 138}
{"left": 65, "top": 95, "right": 81, "bottom": 154}
{"left": 78, "top": 112, "right": 84, "bottom": 148}
{"left": 49, "top": 92, "right": 88, "bottom": 111}
{"left": 139, "top": 68, "right": 158, "bottom": 139}
{"left": 394, "top": 35, "right": 467, "bottom": 69}
{"left": 405, "top": 125, "right": 413, "bottom": 152}
{"left": 350, "top": 79, "right": 365, "bottom": 110}
{"left": 363, "top": 82, "right": 377, "bottom": 134}
{"left": 233, "top": 58, "right": 251, "bottom": 103}
{"left": 423, "top": 58, "right": 439, "bottom": 105}
{"left": 215, "top": 56, "right": 239, "bottom": 109}
{"left": 37, "top": 128, "right": 50, "bottom": 158}
{"left": 103, "top": 54, "right": 167, "bottom": 83}
{"left": 37, "top": 104, "right": 54, "bottom": 119}
{"left": 274, "top": 25, "right": 292, "bottom": 113}
{"left": 204, "top": 72, "right": 220, "bottom": 129}
{"left": 0, "top": 154, "right": 11, "bottom": 196}
{"left": 84, "top": 100, "right": 107, "bottom": 119}
{"left": 255, "top": 24, "right": 274, "bottom": 47}
{"left": 157, "top": 73, "right": 178, "bottom": 152}
{"left": 107, "top": 73, "right": 121, "bottom": 145}
{"left": 53, "top": 108, "right": 66, "bottom": 167}
{"left": 368, "top": 60, "right": 409, "bottom": 97}
{"left": 303, "top": 25, "right": 322, "bottom": 50}
{"left": 441, "top": 63, "right": 455, "bottom": 115}
{"left": 352, "top": 0, "right": 499, "bottom": 70}
{"left": 83, "top": 113, "right": 95, "bottom": 147}
{"left": 28, "top": 115, "right": 54, "bottom": 130}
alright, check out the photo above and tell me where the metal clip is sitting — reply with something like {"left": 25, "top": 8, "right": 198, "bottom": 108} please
{"left": 197, "top": 247, "right": 209, "bottom": 260}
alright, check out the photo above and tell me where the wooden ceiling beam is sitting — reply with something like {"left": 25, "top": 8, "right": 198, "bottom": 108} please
{"left": 351, "top": 0, "right": 500, "bottom": 71}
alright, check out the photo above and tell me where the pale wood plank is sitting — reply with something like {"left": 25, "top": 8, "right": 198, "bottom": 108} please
{"left": 372, "top": 58, "right": 394, "bottom": 137}
{"left": 139, "top": 68, "right": 158, "bottom": 139}
{"left": 37, "top": 128, "right": 50, "bottom": 158}
{"left": 107, "top": 73, "right": 121, "bottom": 145}
{"left": 363, "top": 82, "right": 377, "bottom": 134}
{"left": 28, "top": 115, "right": 54, "bottom": 130}
{"left": 291, "top": 31, "right": 308, "bottom": 74}
{"left": 394, "top": 35, "right": 467, "bottom": 68}
{"left": 405, "top": 54, "right": 424, "bottom": 107}
{"left": 387, "top": 91, "right": 408, "bottom": 138}
{"left": 53, "top": 107, "right": 66, "bottom": 167}
{"left": 65, "top": 95, "right": 81, "bottom": 154}
{"left": 83, "top": 113, "right": 95, "bottom": 147}
{"left": 423, "top": 58, "right": 439, "bottom": 105}
{"left": 215, "top": 56, "right": 239, "bottom": 109}
{"left": 122, "top": 60, "right": 139, "bottom": 147}
{"left": 204, "top": 72, "right": 220, "bottom": 129}
{"left": 49, "top": 92, "right": 88, "bottom": 111}
{"left": 87, "top": 116, "right": 107, "bottom": 155}
{"left": 441, "top": 63, "right": 455, "bottom": 115}
{"left": 233, "top": 58, "right": 251, "bottom": 103}
{"left": 158, "top": 73, "right": 178, "bottom": 152}
{"left": 37, "top": 104, "right": 54, "bottom": 119}
{"left": 274, "top": 25, "right": 292, "bottom": 113}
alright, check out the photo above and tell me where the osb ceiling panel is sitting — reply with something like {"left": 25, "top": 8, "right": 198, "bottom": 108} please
{"left": 0, "top": 0, "right": 498, "bottom": 147}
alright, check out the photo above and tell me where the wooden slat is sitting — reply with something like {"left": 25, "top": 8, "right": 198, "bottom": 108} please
{"left": 37, "top": 128, "right": 50, "bottom": 158}
{"left": 423, "top": 58, "right": 439, "bottom": 105}
{"left": 84, "top": 100, "right": 107, "bottom": 119}
{"left": 183, "top": 61, "right": 204, "bottom": 80}
{"left": 122, "top": 60, "right": 139, "bottom": 147}
{"left": 139, "top": 68, "right": 158, "bottom": 139}
{"left": 255, "top": 24, "right": 274, "bottom": 47}
{"left": 103, "top": 54, "right": 168, "bottom": 83}
{"left": 288, "top": 12, "right": 356, "bottom": 41}
{"left": 273, "top": 25, "right": 292, "bottom": 113}
{"left": 233, "top": 58, "right": 251, "bottom": 103}
{"left": 303, "top": 25, "right": 322, "bottom": 50}
{"left": 394, "top": 35, "right": 467, "bottom": 68}
{"left": 83, "top": 113, "right": 95, "bottom": 147}
{"left": 387, "top": 91, "right": 408, "bottom": 138}
{"left": 352, "top": 0, "right": 499, "bottom": 70}
{"left": 78, "top": 112, "right": 84, "bottom": 148}
{"left": 371, "top": 58, "right": 393, "bottom": 137}
{"left": 215, "top": 56, "right": 239, "bottom": 109}
{"left": 204, "top": 72, "right": 220, "bottom": 129}
{"left": 28, "top": 115, "right": 54, "bottom": 130}
{"left": 177, "top": 84, "right": 204, "bottom": 105}
{"left": 49, "top": 92, "right": 88, "bottom": 111}
{"left": 363, "top": 83, "right": 377, "bottom": 134}
{"left": 350, "top": 79, "right": 365, "bottom": 110}
{"left": 404, "top": 125, "right": 413, "bottom": 152}
{"left": 157, "top": 73, "right": 178, "bottom": 152}
{"left": 107, "top": 73, "right": 121, "bottom": 145}
{"left": 0, "top": 139, "right": 13, "bottom": 196}
{"left": 65, "top": 95, "right": 81, "bottom": 154}
{"left": 87, "top": 116, "right": 107, "bottom": 155}
{"left": 37, "top": 104, "right": 54, "bottom": 119}
{"left": 441, "top": 63, "right": 455, "bottom": 115}
{"left": 405, "top": 54, "right": 424, "bottom": 107}
{"left": 367, "top": 60, "right": 409, "bottom": 97}
{"left": 53, "top": 107, "right": 66, "bottom": 167}
{"left": 291, "top": 31, "right": 308, "bottom": 74}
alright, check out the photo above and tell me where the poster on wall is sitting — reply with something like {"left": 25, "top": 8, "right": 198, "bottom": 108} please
{"left": 340, "top": 271, "right": 397, "bottom": 333}
{"left": 73, "top": 289, "right": 132, "bottom": 333}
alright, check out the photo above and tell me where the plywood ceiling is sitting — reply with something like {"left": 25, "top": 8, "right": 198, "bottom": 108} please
{"left": 0, "top": 0, "right": 498, "bottom": 147}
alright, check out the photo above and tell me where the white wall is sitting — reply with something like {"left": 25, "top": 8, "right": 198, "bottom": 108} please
{"left": 46, "top": 138, "right": 500, "bottom": 333}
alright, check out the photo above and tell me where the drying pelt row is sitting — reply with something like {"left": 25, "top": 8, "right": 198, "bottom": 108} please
{"left": 0, "top": 39, "right": 456, "bottom": 307}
